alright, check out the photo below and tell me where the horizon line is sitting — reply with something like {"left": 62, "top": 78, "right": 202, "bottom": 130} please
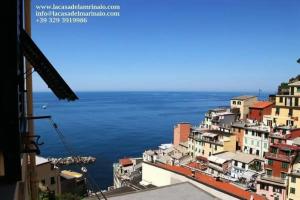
{"left": 33, "top": 90, "right": 275, "bottom": 94}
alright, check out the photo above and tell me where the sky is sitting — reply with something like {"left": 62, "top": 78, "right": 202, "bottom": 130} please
{"left": 31, "top": 0, "right": 300, "bottom": 92}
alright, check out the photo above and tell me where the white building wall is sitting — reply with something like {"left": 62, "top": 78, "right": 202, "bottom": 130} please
{"left": 243, "top": 130, "right": 269, "bottom": 157}
{"left": 142, "top": 162, "right": 240, "bottom": 200}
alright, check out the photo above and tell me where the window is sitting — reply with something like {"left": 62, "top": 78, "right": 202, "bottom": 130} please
{"left": 209, "top": 144, "right": 212, "bottom": 148}
{"left": 237, "top": 101, "right": 241, "bottom": 105}
{"left": 297, "top": 87, "right": 300, "bottom": 92}
{"left": 281, "top": 172, "right": 287, "bottom": 179}
{"left": 264, "top": 142, "right": 268, "bottom": 149}
{"left": 257, "top": 141, "right": 260, "bottom": 147}
{"left": 273, "top": 187, "right": 282, "bottom": 193}
{"left": 245, "top": 138, "right": 248, "bottom": 144}
{"left": 276, "top": 107, "right": 280, "bottom": 115}
{"left": 245, "top": 130, "right": 248, "bottom": 135}
{"left": 295, "top": 98, "right": 299, "bottom": 107}
{"left": 234, "top": 161, "right": 238, "bottom": 166}
{"left": 279, "top": 97, "right": 283, "bottom": 103}
{"left": 256, "top": 150, "right": 259, "bottom": 156}
{"left": 214, "top": 145, "right": 217, "bottom": 151}
{"left": 242, "top": 163, "right": 245, "bottom": 169}
{"left": 251, "top": 140, "right": 254, "bottom": 145}
{"left": 268, "top": 160, "right": 273, "bottom": 165}
{"left": 260, "top": 183, "right": 268, "bottom": 190}
{"left": 278, "top": 139, "right": 282, "bottom": 144}
{"left": 290, "top": 187, "right": 296, "bottom": 194}
{"left": 266, "top": 169, "right": 272, "bottom": 176}
{"left": 252, "top": 131, "right": 255, "bottom": 136}
{"left": 271, "top": 147, "right": 277, "bottom": 153}
{"left": 291, "top": 176, "right": 296, "bottom": 183}
{"left": 209, "top": 152, "right": 211, "bottom": 156}
{"left": 202, "top": 150, "right": 204, "bottom": 155}
{"left": 288, "top": 109, "right": 293, "bottom": 116}
{"left": 41, "top": 179, "right": 45, "bottom": 185}
{"left": 271, "top": 138, "right": 274, "bottom": 144}
{"left": 50, "top": 177, "right": 56, "bottom": 185}
{"left": 282, "top": 162, "right": 288, "bottom": 169}
{"left": 233, "top": 101, "right": 236, "bottom": 105}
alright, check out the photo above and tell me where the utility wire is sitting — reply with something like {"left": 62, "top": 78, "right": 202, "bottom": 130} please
{"left": 24, "top": 68, "right": 35, "bottom": 79}
{"left": 48, "top": 118, "right": 107, "bottom": 200}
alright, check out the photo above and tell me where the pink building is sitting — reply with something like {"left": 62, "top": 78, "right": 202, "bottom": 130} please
{"left": 173, "top": 122, "right": 191, "bottom": 146}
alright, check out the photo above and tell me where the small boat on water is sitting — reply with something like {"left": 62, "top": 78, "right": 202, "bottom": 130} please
{"left": 42, "top": 104, "right": 47, "bottom": 109}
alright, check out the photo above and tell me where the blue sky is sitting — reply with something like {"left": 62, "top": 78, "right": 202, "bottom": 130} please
{"left": 31, "top": 0, "right": 300, "bottom": 92}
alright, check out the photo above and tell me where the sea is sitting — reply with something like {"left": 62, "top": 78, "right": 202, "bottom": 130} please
{"left": 33, "top": 91, "right": 269, "bottom": 189}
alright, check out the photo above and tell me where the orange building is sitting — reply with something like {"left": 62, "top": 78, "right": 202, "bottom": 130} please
{"left": 173, "top": 123, "right": 191, "bottom": 146}
{"left": 249, "top": 101, "right": 274, "bottom": 122}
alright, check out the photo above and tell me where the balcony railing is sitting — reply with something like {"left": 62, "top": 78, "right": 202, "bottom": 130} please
{"left": 260, "top": 175, "right": 287, "bottom": 185}
{"left": 265, "top": 152, "right": 292, "bottom": 162}
{"left": 193, "top": 136, "right": 223, "bottom": 146}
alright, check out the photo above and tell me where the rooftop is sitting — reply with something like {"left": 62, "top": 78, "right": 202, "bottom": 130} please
{"left": 119, "top": 158, "right": 133, "bottom": 167}
{"left": 154, "top": 163, "right": 265, "bottom": 200}
{"left": 36, "top": 156, "right": 50, "bottom": 166}
{"left": 158, "top": 143, "right": 173, "bottom": 150}
{"left": 249, "top": 101, "right": 273, "bottom": 109}
{"left": 231, "top": 121, "right": 247, "bottom": 128}
{"left": 60, "top": 170, "right": 83, "bottom": 179}
{"left": 288, "top": 81, "right": 300, "bottom": 86}
{"left": 231, "top": 95, "right": 256, "bottom": 101}
{"left": 212, "top": 151, "right": 236, "bottom": 162}
{"left": 232, "top": 152, "right": 263, "bottom": 164}
{"left": 86, "top": 182, "right": 219, "bottom": 200}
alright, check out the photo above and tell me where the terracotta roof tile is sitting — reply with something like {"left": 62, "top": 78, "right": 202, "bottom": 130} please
{"left": 155, "top": 163, "right": 266, "bottom": 200}
{"left": 119, "top": 158, "right": 133, "bottom": 166}
{"left": 249, "top": 101, "right": 274, "bottom": 109}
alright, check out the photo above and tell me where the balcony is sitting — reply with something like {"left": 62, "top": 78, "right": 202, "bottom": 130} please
{"left": 260, "top": 175, "right": 287, "bottom": 185}
{"left": 265, "top": 152, "right": 292, "bottom": 162}
{"left": 195, "top": 137, "right": 223, "bottom": 146}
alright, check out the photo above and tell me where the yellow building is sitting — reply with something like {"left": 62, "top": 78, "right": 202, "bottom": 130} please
{"left": 230, "top": 96, "right": 257, "bottom": 120}
{"left": 264, "top": 81, "right": 300, "bottom": 128}
{"left": 287, "top": 162, "right": 300, "bottom": 200}
{"left": 188, "top": 128, "right": 236, "bottom": 159}
{"left": 35, "top": 156, "right": 61, "bottom": 196}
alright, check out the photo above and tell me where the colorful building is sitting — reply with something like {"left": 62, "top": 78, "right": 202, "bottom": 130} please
{"left": 231, "top": 121, "right": 247, "bottom": 151}
{"left": 287, "top": 163, "right": 300, "bottom": 200}
{"left": 202, "top": 107, "right": 237, "bottom": 130}
{"left": 264, "top": 81, "right": 300, "bottom": 128}
{"left": 256, "top": 143, "right": 300, "bottom": 200}
{"left": 249, "top": 101, "right": 274, "bottom": 122}
{"left": 243, "top": 123, "right": 270, "bottom": 158}
{"left": 188, "top": 128, "right": 236, "bottom": 159}
{"left": 34, "top": 156, "right": 61, "bottom": 196}
{"left": 269, "top": 127, "right": 300, "bottom": 146}
{"left": 173, "top": 122, "right": 192, "bottom": 146}
{"left": 230, "top": 96, "right": 257, "bottom": 120}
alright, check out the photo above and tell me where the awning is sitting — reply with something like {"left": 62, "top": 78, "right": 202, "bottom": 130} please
{"left": 20, "top": 29, "right": 78, "bottom": 101}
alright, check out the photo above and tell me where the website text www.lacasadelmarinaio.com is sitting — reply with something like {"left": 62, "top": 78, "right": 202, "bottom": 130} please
{"left": 35, "top": 4, "right": 120, "bottom": 24}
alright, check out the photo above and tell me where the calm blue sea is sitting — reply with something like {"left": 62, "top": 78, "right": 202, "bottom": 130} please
{"left": 33, "top": 91, "right": 268, "bottom": 189}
